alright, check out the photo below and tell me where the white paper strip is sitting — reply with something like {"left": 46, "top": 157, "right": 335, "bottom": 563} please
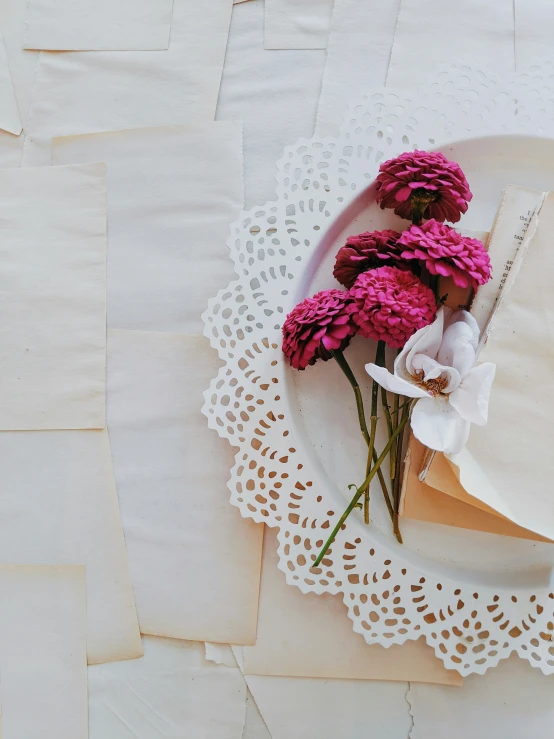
{"left": 409, "top": 655, "right": 554, "bottom": 739}
{"left": 0, "top": 163, "right": 106, "bottom": 430}
{"left": 264, "top": 0, "right": 333, "bottom": 50}
{"left": 53, "top": 123, "right": 243, "bottom": 333}
{"left": 0, "top": 430, "right": 143, "bottom": 664}
{"left": 387, "top": 0, "right": 514, "bottom": 91}
{"left": 0, "top": 0, "right": 39, "bottom": 125}
{"left": 0, "top": 23, "right": 21, "bottom": 134}
{"left": 243, "top": 528, "right": 462, "bottom": 685}
{"left": 0, "top": 565, "right": 87, "bottom": 739}
{"left": 24, "top": 0, "right": 174, "bottom": 51}
{"left": 107, "top": 330, "right": 264, "bottom": 644}
{"left": 515, "top": 0, "right": 554, "bottom": 69}
{"left": 23, "top": 0, "right": 233, "bottom": 165}
{"left": 315, "top": 0, "right": 401, "bottom": 136}
{"left": 89, "top": 637, "right": 247, "bottom": 739}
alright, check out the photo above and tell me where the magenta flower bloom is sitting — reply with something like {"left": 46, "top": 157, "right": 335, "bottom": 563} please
{"left": 333, "top": 229, "right": 406, "bottom": 288}
{"left": 375, "top": 150, "right": 472, "bottom": 224}
{"left": 398, "top": 220, "right": 491, "bottom": 289}
{"left": 282, "top": 289, "right": 357, "bottom": 370}
{"left": 348, "top": 266, "right": 437, "bottom": 348}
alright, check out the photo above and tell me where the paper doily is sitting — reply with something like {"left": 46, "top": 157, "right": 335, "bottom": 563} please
{"left": 203, "top": 61, "right": 554, "bottom": 676}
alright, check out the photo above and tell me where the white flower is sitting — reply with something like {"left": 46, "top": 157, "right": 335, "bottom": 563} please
{"left": 365, "top": 307, "right": 496, "bottom": 455}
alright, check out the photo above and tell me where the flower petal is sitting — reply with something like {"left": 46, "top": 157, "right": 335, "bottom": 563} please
{"left": 448, "top": 362, "right": 496, "bottom": 425}
{"left": 365, "top": 363, "right": 428, "bottom": 398}
{"left": 437, "top": 310, "right": 479, "bottom": 378}
{"left": 411, "top": 397, "right": 471, "bottom": 455}
{"left": 444, "top": 310, "right": 479, "bottom": 348}
{"left": 410, "top": 354, "right": 461, "bottom": 393}
{"left": 395, "top": 307, "right": 449, "bottom": 380}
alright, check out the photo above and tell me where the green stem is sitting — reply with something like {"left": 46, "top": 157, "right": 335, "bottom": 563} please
{"left": 365, "top": 343, "right": 384, "bottom": 523}
{"left": 392, "top": 399, "right": 410, "bottom": 543}
{"left": 390, "top": 392, "right": 400, "bottom": 480}
{"left": 312, "top": 408, "right": 412, "bottom": 567}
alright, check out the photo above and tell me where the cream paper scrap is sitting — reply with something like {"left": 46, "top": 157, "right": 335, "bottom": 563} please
{"left": 241, "top": 527, "right": 462, "bottom": 685}
{"left": 315, "top": 0, "right": 401, "bottom": 136}
{"left": 107, "top": 330, "right": 264, "bottom": 645}
{"left": 24, "top": 0, "right": 174, "bottom": 51}
{"left": 264, "top": 0, "right": 333, "bottom": 50}
{"left": 89, "top": 637, "right": 247, "bottom": 739}
{"left": 0, "top": 565, "right": 87, "bottom": 739}
{"left": 0, "top": 163, "right": 106, "bottom": 430}
{"left": 448, "top": 191, "right": 554, "bottom": 541}
{"left": 0, "top": 430, "right": 143, "bottom": 664}
{"left": 53, "top": 123, "right": 243, "bottom": 334}
{"left": 515, "top": 0, "right": 554, "bottom": 69}
{"left": 23, "top": 0, "right": 233, "bottom": 165}
{"left": 0, "top": 23, "right": 21, "bottom": 134}
{"left": 0, "top": 0, "right": 39, "bottom": 126}
{"left": 387, "top": 0, "right": 514, "bottom": 91}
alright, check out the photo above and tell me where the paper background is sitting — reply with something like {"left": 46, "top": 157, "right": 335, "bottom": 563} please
{"left": 515, "top": 0, "right": 554, "bottom": 69}
{"left": 0, "top": 430, "right": 142, "bottom": 664}
{"left": 23, "top": 0, "right": 233, "bottom": 165}
{"left": 53, "top": 123, "right": 243, "bottom": 334}
{"left": 24, "top": 0, "right": 174, "bottom": 50}
{"left": 264, "top": 0, "right": 333, "bottom": 49}
{"left": 0, "top": 23, "right": 21, "bottom": 134}
{"left": 0, "top": 565, "right": 87, "bottom": 739}
{"left": 107, "top": 330, "right": 264, "bottom": 644}
{"left": 0, "top": 163, "right": 106, "bottom": 430}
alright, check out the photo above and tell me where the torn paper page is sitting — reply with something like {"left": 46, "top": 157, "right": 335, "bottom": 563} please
{"left": 449, "top": 191, "right": 554, "bottom": 541}
{"left": 315, "top": 0, "right": 401, "bottom": 136}
{"left": 217, "top": 0, "right": 325, "bottom": 206}
{"left": 264, "top": 0, "right": 333, "bottom": 50}
{"left": 0, "top": 565, "right": 87, "bottom": 739}
{"left": 246, "top": 674, "right": 411, "bottom": 739}
{"left": 89, "top": 637, "right": 247, "bottom": 739}
{"left": 387, "top": 0, "right": 514, "bottom": 91}
{"left": 243, "top": 527, "right": 461, "bottom": 685}
{"left": 0, "top": 430, "right": 142, "bottom": 664}
{"left": 409, "top": 655, "right": 554, "bottom": 739}
{"left": 205, "top": 643, "right": 237, "bottom": 668}
{"left": 24, "top": 0, "right": 174, "bottom": 51}
{"left": 0, "top": 163, "right": 106, "bottom": 430}
{"left": 53, "top": 123, "right": 243, "bottom": 333}
{"left": 515, "top": 0, "right": 554, "bottom": 70}
{"left": 0, "top": 23, "right": 21, "bottom": 134}
{"left": 107, "top": 331, "right": 264, "bottom": 644}
{"left": 23, "top": 0, "right": 233, "bottom": 165}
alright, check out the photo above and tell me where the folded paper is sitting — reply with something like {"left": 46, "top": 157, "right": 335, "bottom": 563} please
{"left": 0, "top": 565, "right": 87, "bottom": 739}
{"left": 24, "top": 0, "right": 174, "bottom": 51}
{"left": 0, "top": 22, "right": 21, "bottom": 134}
{"left": 107, "top": 330, "right": 264, "bottom": 644}
{"left": 0, "top": 163, "right": 106, "bottom": 430}
{"left": 23, "top": 0, "right": 233, "bottom": 165}
{"left": 53, "top": 123, "right": 243, "bottom": 333}
{"left": 264, "top": 0, "right": 333, "bottom": 50}
{"left": 0, "top": 430, "right": 143, "bottom": 664}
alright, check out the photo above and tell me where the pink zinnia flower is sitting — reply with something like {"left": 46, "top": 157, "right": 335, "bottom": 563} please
{"left": 348, "top": 266, "right": 437, "bottom": 348}
{"left": 333, "top": 229, "right": 406, "bottom": 288}
{"left": 282, "top": 289, "right": 357, "bottom": 370}
{"left": 398, "top": 220, "right": 491, "bottom": 289}
{"left": 375, "top": 150, "right": 472, "bottom": 224}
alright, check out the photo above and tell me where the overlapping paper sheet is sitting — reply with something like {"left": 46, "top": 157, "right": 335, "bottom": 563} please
{"left": 53, "top": 123, "right": 243, "bottom": 334}
{"left": 0, "top": 0, "right": 39, "bottom": 126}
{"left": 0, "top": 23, "right": 21, "bottom": 134}
{"left": 89, "top": 637, "right": 247, "bottom": 739}
{"left": 264, "top": 0, "right": 333, "bottom": 49}
{"left": 0, "top": 565, "right": 87, "bottom": 739}
{"left": 315, "top": 0, "right": 401, "bottom": 135}
{"left": 387, "top": 0, "right": 514, "bottom": 90}
{"left": 0, "top": 430, "right": 142, "bottom": 664}
{"left": 23, "top": 0, "right": 233, "bottom": 165}
{"left": 515, "top": 0, "right": 554, "bottom": 69}
{"left": 0, "top": 163, "right": 107, "bottom": 430}
{"left": 240, "top": 528, "right": 461, "bottom": 684}
{"left": 107, "top": 330, "right": 264, "bottom": 644}
{"left": 24, "top": 0, "right": 174, "bottom": 51}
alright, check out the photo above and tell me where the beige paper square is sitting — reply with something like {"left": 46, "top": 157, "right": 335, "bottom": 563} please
{"left": 0, "top": 565, "right": 87, "bottom": 739}
{"left": 24, "top": 0, "right": 174, "bottom": 51}
{"left": 0, "top": 430, "right": 142, "bottom": 664}
{"left": 0, "top": 163, "right": 106, "bottom": 430}
{"left": 107, "top": 330, "right": 264, "bottom": 644}
{"left": 53, "top": 123, "right": 243, "bottom": 333}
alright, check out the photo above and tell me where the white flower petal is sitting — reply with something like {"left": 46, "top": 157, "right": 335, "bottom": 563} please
{"left": 410, "top": 355, "right": 461, "bottom": 393}
{"left": 437, "top": 320, "right": 477, "bottom": 379}
{"left": 448, "top": 362, "right": 496, "bottom": 426}
{"left": 445, "top": 309, "right": 480, "bottom": 348}
{"left": 395, "top": 308, "right": 447, "bottom": 380}
{"left": 365, "top": 363, "right": 428, "bottom": 398}
{"left": 411, "top": 397, "right": 471, "bottom": 455}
